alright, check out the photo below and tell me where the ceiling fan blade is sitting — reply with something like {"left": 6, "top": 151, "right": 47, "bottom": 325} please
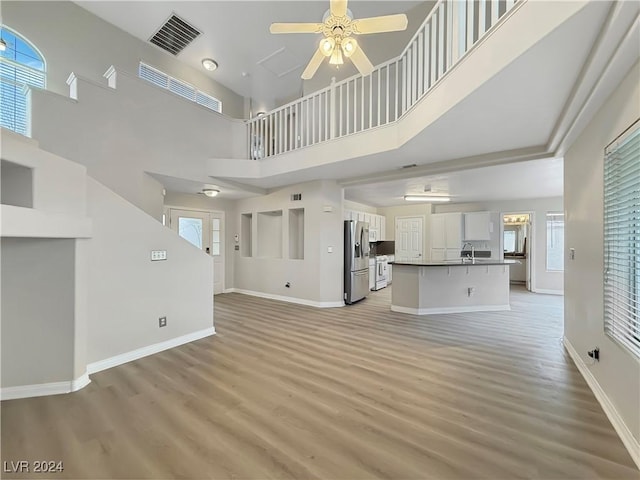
{"left": 330, "top": 0, "right": 348, "bottom": 17}
{"left": 270, "top": 23, "right": 323, "bottom": 34}
{"left": 352, "top": 14, "right": 408, "bottom": 34}
{"left": 301, "top": 48, "right": 326, "bottom": 80}
{"left": 349, "top": 46, "right": 374, "bottom": 77}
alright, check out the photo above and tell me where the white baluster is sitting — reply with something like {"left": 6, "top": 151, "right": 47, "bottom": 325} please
{"left": 369, "top": 74, "right": 373, "bottom": 129}
{"left": 438, "top": 2, "right": 445, "bottom": 79}
{"left": 386, "top": 65, "right": 390, "bottom": 125}
{"left": 377, "top": 70, "right": 381, "bottom": 127}
{"left": 425, "top": 23, "right": 431, "bottom": 90}
{"left": 431, "top": 12, "right": 437, "bottom": 87}
{"left": 339, "top": 84, "right": 343, "bottom": 137}
{"left": 478, "top": 0, "right": 486, "bottom": 37}
{"left": 395, "top": 60, "right": 399, "bottom": 121}
{"left": 467, "top": 0, "right": 475, "bottom": 51}
{"left": 329, "top": 77, "right": 336, "bottom": 140}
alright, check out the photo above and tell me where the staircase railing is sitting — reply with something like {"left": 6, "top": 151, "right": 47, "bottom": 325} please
{"left": 247, "top": 0, "right": 521, "bottom": 159}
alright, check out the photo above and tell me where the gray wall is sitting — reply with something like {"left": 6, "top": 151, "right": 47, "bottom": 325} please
{"left": 1, "top": 1, "right": 245, "bottom": 118}
{"left": 1, "top": 238, "right": 75, "bottom": 387}
{"left": 435, "top": 197, "right": 564, "bottom": 293}
{"left": 564, "top": 61, "right": 640, "bottom": 445}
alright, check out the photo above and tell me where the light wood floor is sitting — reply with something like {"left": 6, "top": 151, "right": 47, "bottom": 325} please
{"left": 2, "top": 287, "right": 638, "bottom": 479}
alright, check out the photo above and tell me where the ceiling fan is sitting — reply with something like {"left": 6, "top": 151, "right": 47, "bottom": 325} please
{"left": 270, "top": 0, "right": 408, "bottom": 80}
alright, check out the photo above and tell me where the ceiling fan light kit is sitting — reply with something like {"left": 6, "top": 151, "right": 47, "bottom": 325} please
{"left": 270, "top": 0, "right": 408, "bottom": 79}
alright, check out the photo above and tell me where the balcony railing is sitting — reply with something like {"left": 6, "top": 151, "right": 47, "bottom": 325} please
{"left": 247, "top": 0, "right": 521, "bottom": 159}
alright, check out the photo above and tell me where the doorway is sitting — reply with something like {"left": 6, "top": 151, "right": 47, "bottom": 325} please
{"left": 503, "top": 212, "right": 533, "bottom": 291}
{"left": 169, "top": 208, "right": 225, "bottom": 295}
{"left": 395, "top": 216, "right": 424, "bottom": 261}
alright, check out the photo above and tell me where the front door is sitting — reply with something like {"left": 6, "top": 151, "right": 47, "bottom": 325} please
{"left": 169, "top": 208, "right": 225, "bottom": 294}
{"left": 396, "top": 216, "right": 423, "bottom": 261}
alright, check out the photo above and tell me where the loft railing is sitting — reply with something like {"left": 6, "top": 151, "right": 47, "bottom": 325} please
{"left": 247, "top": 0, "right": 521, "bottom": 159}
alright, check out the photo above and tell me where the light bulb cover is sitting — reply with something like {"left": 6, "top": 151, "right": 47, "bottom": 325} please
{"left": 202, "top": 58, "right": 218, "bottom": 71}
{"left": 342, "top": 38, "right": 358, "bottom": 58}
{"left": 329, "top": 46, "right": 344, "bottom": 65}
{"left": 203, "top": 189, "right": 220, "bottom": 197}
{"left": 319, "top": 37, "right": 335, "bottom": 57}
{"left": 404, "top": 195, "right": 450, "bottom": 202}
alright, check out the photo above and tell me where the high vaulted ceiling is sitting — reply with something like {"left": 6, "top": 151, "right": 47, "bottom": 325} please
{"left": 75, "top": 1, "right": 426, "bottom": 109}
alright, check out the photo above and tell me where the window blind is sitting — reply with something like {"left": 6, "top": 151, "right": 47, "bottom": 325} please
{"left": 604, "top": 121, "right": 640, "bottom": 359}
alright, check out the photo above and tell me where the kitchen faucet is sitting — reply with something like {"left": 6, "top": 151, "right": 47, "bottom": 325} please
{"left": 462, "top": 242, "right": 475, "bottom": 262}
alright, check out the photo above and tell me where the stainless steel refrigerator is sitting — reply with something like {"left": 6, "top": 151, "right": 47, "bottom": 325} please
{"left": 344, "top": 220, "right": 370, "bottom": 304}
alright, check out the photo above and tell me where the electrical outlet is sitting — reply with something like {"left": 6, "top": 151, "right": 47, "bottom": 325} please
{"left": 159, "top": 316, "right": 167, "bottom": 328}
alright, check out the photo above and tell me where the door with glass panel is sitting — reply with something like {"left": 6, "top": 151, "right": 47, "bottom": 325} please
{"left": 169, "top": 209, "right": 225, "bottom": 294}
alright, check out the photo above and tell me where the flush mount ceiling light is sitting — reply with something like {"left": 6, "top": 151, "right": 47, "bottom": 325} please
{"left": 202, "top": 188, "right": 220, "bottom": 197}
{"left": 270, "top": 0, "right": 408, "bottom": 79}
{"left": 404, "top": 195, "right": 451, "bottom": 202}
{"left": 201, "top": 58, "right": 218, "bottom": 71}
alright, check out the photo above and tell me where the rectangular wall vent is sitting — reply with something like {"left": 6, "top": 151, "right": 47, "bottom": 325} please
{"left": 149, "top": 14, "right": 201, "bottom": 56}
{"left": 291, "top": 193, "right": 302, "bottom": 201}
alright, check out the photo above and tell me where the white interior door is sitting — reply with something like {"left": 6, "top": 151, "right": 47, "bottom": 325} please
{"left": 395, "top": 217, "right": 423, "bottom": 261}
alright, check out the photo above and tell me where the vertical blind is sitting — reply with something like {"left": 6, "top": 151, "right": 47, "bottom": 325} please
{"left": 604, "top": 121, "right": 640, "bottom": 359}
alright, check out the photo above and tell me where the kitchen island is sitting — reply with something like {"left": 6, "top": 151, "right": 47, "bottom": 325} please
{"left": 389, "top": 259, "right": 518, "bottom": 315}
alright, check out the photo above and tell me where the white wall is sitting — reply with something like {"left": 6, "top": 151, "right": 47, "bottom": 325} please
{"left": 31, "top": 72, "right": 245, "bottom": 220}
{"left": 84, "top": 178, "right": 214, "bottom": 364}
{"left": 344, "top": 199, "right": 378, "bottom": 214}
{"left": 564, "top": 62, "right": 640, "bottom": 452}
{"left": 1, "top": 238, "right": 76, "bottom": 387}
{"left": 435, "top": 197, "right": 564, "bottom": 293}
{"left": 233, "top": 180, "right": 343, "bottom": 305}
{"left": 1, "top": 0, "right": 245, "bottom": 118}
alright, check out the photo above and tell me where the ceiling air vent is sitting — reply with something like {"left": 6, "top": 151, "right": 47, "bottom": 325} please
{"left": 149, "top": 14, "right": 201, "bottom": 56}
{"left": 291, "top": 193, "right": 302, "bottom": 201}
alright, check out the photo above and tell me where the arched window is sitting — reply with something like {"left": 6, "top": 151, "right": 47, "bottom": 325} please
{"left": 0, "top": 27, "right": 46, "bottom": 136}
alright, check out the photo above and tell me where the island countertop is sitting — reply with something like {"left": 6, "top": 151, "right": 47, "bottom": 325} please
{"left": 389, "top": 259, "right": 519, "bottom": 267}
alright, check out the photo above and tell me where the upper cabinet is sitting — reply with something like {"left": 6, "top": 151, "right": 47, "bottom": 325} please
{"left": 464, "top": 212, "right": 492, "bottom": 240}
{"left": 343, "top": 208, "right": 386, "bottom": 241}
{"left": 430, "top": 213, "right": 463, "bottom": 260}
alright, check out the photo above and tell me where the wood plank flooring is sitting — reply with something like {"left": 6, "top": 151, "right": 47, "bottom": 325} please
{"left": 2, "top": 287, "right": 638, "bottom": 479}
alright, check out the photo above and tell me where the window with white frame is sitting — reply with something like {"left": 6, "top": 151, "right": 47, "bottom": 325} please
{"left": 604, "top": 121, "right": 639, "bottom": 359}
{"left": 546, "top": 213, "right": 564, "bottom": 271}
{"left": 0, "top": 27, "right": 46, "bottom": 136}
{"left": 138, "top": 62, "right": 222, "bottom": 113}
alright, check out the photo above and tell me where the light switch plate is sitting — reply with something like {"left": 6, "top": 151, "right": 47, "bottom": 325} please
{"left": 328, "top": 246, "right": 333, "bottom": 253}
{"left": 151, "top": 250, "right": 167, "bottom": 261}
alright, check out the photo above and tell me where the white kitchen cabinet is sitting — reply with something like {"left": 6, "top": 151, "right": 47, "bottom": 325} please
{"left": 379, "top": 216, "right": 386, "bottom": 241}
{"left": 430, "top": 213, "right": 463, "bottom": 259}
{"left": 344, "top": 209, "right": 352, "bottom": 221}
{"left": 387, "top": 255, "right": 394, "bottom": 284}
{"left": 464, "top": 211, "right": 492, "bottom": 240}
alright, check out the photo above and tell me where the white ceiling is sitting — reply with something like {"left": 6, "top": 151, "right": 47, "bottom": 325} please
{"left": 344, "top": 157, "right": 564, "bottom": 207}
{"left": 73, "top": 1, "right": 634, "bottom": 209}
{"left": 75, "top": 0, "right": 424, "bottom": 109}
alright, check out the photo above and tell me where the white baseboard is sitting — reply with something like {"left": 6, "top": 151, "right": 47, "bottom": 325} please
{"left": 391, "top": 304, "right": 511, "bottom": 315}
{"left": 532, "top": 288, "right": 564, "bottom": 295}
{"left": 564, "top": 337, "right": 640, "bottom": 469}
{"left": 87, "top": 327, "right": 216, "bottom": 374}
{"left": 1, "top": 372, "right": 91, "bottom": 401}
{"left": 224, "top": 288, "right": 344, "bottom": 308}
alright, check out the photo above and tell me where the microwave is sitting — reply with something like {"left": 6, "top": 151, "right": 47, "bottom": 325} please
{"left": 368, "top": 228, "right": 378, "bottom": 242}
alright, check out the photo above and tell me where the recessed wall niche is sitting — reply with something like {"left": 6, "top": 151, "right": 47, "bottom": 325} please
{"left": 241, "top": 213, "right": 253, "bottom": 257}
{"left": 289, "top": 208, "right": 304, "bottom": 260}
{"left": 257, "top": 210, "right": 283, "bottom": 258}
